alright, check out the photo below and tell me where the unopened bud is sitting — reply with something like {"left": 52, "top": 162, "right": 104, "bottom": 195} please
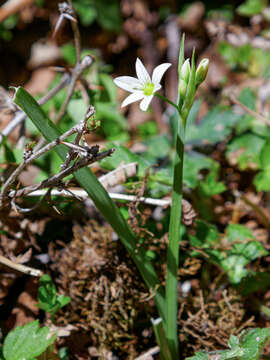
{"left": 179, "top": 79, "right": 187, "bottom": 99}
{"left": 180, "top": 59, "right": 191, "bottom": 83}
{"left": 195, "top": 58, "right": 209, "bottom": 86}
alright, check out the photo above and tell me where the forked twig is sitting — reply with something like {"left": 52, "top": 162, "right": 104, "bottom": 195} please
{"left": 0, "top": 118, "right": 87, "bottom": 199}
{"left": 8, "top": 148, "right": 115, "bottom": 198}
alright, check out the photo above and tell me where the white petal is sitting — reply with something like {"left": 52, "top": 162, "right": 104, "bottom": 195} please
{"left": 114, "top": 76, "right": 142, "bottom": 92}
{"left": 153, "top": 83, "right": 162, "bottom": 93}
{"left": 136, "top": 58, "right": 151, "bottom": 84}
{"left": 121, "top": 91, "right": 145, "bottom": 108}
{"left": 139, "top": 95, "right": 153, "bottom": 111}
{"left": 152, "top": 63, "right": 171, "bottom": 85}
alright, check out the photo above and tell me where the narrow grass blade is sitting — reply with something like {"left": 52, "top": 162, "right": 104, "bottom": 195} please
{"left": 14, "top": 87, "right": 165, "bottom": 320}
{"left": 151, "top": 318, "right": 173, "bottom": 360}
{"left": 177, "top": 34, "right": 186, "bottom": 109}
{"left": 165, "top": 118, "right": 185, "bottom": 358}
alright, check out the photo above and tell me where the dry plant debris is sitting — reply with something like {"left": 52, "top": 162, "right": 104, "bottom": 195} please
{"left": 50, "top": 220, "right": 155, "bottom": 359}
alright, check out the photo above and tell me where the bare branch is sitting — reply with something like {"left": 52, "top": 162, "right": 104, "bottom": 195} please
{"left": 8, "top": 148, "right": 115, "bottom": 198}
{"left": 61, "top": 105, "right": 95, "bottom": 170}
{"left": 1, "top": 120, "right": 84, "bottom": 198}
{"left": 134, "top": 346, "right": 160, "bottom": 360}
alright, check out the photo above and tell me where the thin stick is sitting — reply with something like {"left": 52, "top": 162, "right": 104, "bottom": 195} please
{"left": 134, "top": 346, "right": 160, "bottom": 360}
{"left": 54, "top": 56, "right": 93, "bottom": 124}
{"left": 0, "top": 254, "right": 42, "bottom": 277}
{"left": 60, "top": 107, "right": 95, "bottom": 170}
{"left": 0, "top": 73, "right": 71, "bottom": 144}
{"left": 230, "top": 95, "right": 270, "bottom": 127}
{"left": 23, "top": 188, "right": 172, "bottom": 206}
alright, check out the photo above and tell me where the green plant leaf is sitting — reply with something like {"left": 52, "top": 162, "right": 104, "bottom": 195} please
{"left": 238, "top": 88, "right": 256, "bottom": 111}
{"left": 190, "top": 223, "right": 268, "bottom": 284}
{"left": 254, "top": 140, "right": 270, "bottom": 189}
{"left": 99, "top": 143, "right": 149, "bottom": 176}
{"left": 219, "top": 42, "right": 252, "bottom": 70}
{"left": 218, "top": 224, "right": 267, "bottom": 284}
{"left": 61, "top": 44, "right": 77, "bottom": 66}
{"left": 37, "top": 274, "right": 70, "bottom": 317}
{"left": 198, "top": 163, "right": 226, "bottom": 196}
{"left": 189, "top": 220, "right": 219, "bottom": 249}
{"left": 3, "top": 321, "right": 56, "bottom": 360}
{"left": 95, "top": 102, "right": 127, "bottom": 137}
{"left": 237, "top": 0, "right": 267, "bottom": 16}
{"left": 149, "top": 150, "right": 219, "bottom": 195}
{"left": 254, "top": 168, "right": 270, "bottom": 191}
{"left": 98, "top": 73, "right": 117, "bottom": 102}
{"left": 184, "top": 151, "right": 216, "bottom": 189}
{"left": 95, "top": 0, "right": 122, "bottom": 32}
{"left": 186, "top": 351, "right": 209, "bottom": 360}
{"left": 142, "top": 135, "right": 171, "bottom": 163}
{"left": 73, "top": 0, "right": 97, "bottom": 26}
{"left": 226, "top": 133, "right": 265, "bottom": 170}
{"left": 186, "top": 107, "right": 241, "bottom": 145}
{"left": 259, "top": 139, "right": 270, "bottom": 169}
{"left": 226, "top": 223, "right": 254, "bottom": 242}
{"left": 239, "top": 272, "right": 270, "bottom": 295}
{"left": 0, "top": 137, "right": 23, "bottom": 164}
{"left": 187, "top": 328, "right": 270, "bottom": 360}
{"left": 239, "top": 328, "right": 270, "bottom": 359}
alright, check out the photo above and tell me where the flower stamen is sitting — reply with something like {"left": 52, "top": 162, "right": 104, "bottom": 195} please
{"left": 143, "top": 82, "right": 155, "bottom": 96}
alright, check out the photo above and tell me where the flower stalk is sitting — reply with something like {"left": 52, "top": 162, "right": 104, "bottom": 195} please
{"left": 165, "top": 113, "right": 185, "bottom": 358}
{"left": 113, "top": 38, "right": 209, "bottom": 359}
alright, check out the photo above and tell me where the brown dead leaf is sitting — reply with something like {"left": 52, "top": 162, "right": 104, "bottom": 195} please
{"left": 8, "top": 277, "right": 38, "bottom": 328}
{"left": 9, "top": 248, "right": 32, "bottom": 264}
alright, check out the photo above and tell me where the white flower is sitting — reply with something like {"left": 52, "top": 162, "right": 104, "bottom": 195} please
{"left": 113, "top": 58, "right": 171, "bottom": 111}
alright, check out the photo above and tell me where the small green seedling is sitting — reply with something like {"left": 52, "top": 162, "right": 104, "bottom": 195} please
{"left": 37, "top": 274, "right": 70, "bottom": 319}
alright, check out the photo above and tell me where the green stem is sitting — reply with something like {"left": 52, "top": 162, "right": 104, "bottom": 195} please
{"left": 165, "top": 113, "right": 185, "bottom": 359}
{"left": 155, "top": 93, "right": 178, "bottom": 111}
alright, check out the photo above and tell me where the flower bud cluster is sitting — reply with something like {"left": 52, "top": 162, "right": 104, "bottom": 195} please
{"left": 178, "top": 57, "right": 209, "bottom": 124}
{"left": 179, "top": 58, "right": 209, "bottom": 100}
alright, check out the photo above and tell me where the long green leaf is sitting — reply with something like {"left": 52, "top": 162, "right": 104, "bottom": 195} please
{"left": 14, "top": 87, "right": 165, "bottom": 320}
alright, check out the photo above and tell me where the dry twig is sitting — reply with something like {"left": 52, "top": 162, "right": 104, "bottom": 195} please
{"left": 230, "top": 95, "right": 270, "bottom": 127}
{"left": 0, "top": 254, "right": 42, "bottom": 277}
{"left": 8, "top": 147, "right": 114, "bottom": 199}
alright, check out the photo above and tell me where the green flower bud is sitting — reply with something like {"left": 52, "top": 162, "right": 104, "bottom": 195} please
{"left": 179, "top": 79, "right": 187, "bottom": 99}
{"left": 179, "top": 59, "right": 191, "bottom": 83}
{"left": 195, "top": 58, "right": 209, "bottom": 86}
